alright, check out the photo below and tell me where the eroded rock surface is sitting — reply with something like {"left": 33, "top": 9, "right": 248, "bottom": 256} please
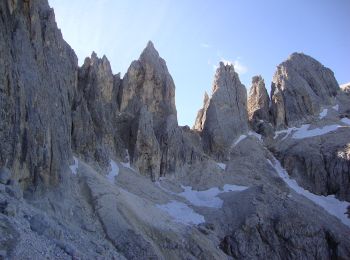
{"left": 72, "top": 53, "right": 124, "bottom": 168}
{"left": 273, "top": 128, "right": 350, "bottom": 201}
{"left": 120, "top": 41, "right": 177, "bottom": 130}
{"left": 248, "top": 76, "right": 270, "bottom": 123}
{"left": 1, "top": 1, "right": 350, "bottom": 259}
{"left": 0, "top": 0, "right": 77, "bottom": 188}
{"left": 270, "top": 53, "right": 339, "bottom": 128}
{"left": 194, "top": 62, "right": 248, "bottom": 160}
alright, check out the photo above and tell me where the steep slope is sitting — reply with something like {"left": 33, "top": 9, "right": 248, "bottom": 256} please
{"left": 117, "top": 41, "right": 204, "bottom": 178}
{"left": 0, "top": 0, "right": 77, "bottom": 189}
{"left": 120, "top": 41, "right": 177, "bottom": 130}
{"left": 1, "top": 1, "right": 350, "bottom": 259}
{"left": 194, "top": 62, "right": 248, "bottom": 160}
{"left": 247, "top": 75, "right": 274, "bottom": 137}
{"left": 270, "top": 53, "right": 339, "bottom": 129}
{"left": 71, "top": 53, "right": 124, "bottom": 168}
{"left": 269, "top": 54, "right": 350, "bottom": 202}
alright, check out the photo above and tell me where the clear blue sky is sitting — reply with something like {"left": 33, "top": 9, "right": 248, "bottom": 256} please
{"left": 49, "top": 0, "right": 350, "bottom": 126}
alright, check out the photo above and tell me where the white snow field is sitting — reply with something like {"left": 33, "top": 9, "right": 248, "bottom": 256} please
{"left": 156, "top": 201, "right": 205, "bottom": 225}
{"left": 319, "top": 108, "right": 328, "bottom": 119}
{"left": 275, "top": 123, "right": 349, "bottom": 140}
{"left": 179, "top": 184, "right": 248, "bottom": 208}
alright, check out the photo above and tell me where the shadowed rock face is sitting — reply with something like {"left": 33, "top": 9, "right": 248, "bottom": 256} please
{"left": 270, "top": 53, "right": 339, "bottom": 129}
{"left": 194, "top": 62, "right": 248, "bottom": 160}
{"left": 274, "top": 128, "right": 350, "bottom": 201}
{"left": 0, "top": 0, "right": 77, "bottom": 188}
{"left": 119, "top": 41, "right": 177, "bottom": 130}
{"left": 130, "top": 107, "right": 161, "bottom": 181}
{"left": 1, "top": 1, "right": 350, "bottom": 259}
{"left": 72, "top": 53, "right": 123, "bottom": 168}
{"left": 193, "top": 92, "right": 209, "bottom": 131}
{"left": 115, "top": 42, "right": 204, "bottom": 178}
{"left": 248, "top": 76, "right": 270, "bottom": 123}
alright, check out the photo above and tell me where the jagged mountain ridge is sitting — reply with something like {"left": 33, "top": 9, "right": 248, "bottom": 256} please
{"left": 1, "top": 1, "right": 350, "bottom": 259}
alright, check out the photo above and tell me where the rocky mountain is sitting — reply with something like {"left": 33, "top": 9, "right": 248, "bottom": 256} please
{"left": 0, "top": 0, "right": 77, "bottom": 190}
{"left": 270, "top": 52, "right": 339, "bottom": 129}
{"left": 194, "top": 62, "right": 248, "bottom": 160}
{"left": 1, "top": 1, "right": 350, "bottom": 259}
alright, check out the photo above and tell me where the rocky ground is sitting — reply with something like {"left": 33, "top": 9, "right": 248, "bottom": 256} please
{"left": 0, "top": 0, "right": 349, "bottom": 259}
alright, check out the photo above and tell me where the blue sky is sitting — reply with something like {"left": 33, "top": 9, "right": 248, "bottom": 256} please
{"left": 49, "top": 0, "right": 350, "bottom": 126}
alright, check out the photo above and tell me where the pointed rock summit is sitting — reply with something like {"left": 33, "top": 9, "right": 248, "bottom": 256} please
{"left": 248, "top": 75, "right": 270, "bottom": 123}
{"left": 270, "top": 52, "right": 339, "bottom": 128}
{"left": 72, "top": 52, "right": 122, "bottom": 167}
{"left": 194, "top": 62, "right": 248, "bottom": 159}
{"left": 119, "top": 41, "right": 177, "bottom": 129}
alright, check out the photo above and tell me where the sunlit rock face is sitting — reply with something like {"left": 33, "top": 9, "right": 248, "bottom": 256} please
{"left": 270, "top": 53, "right": 339, "bottom": 129}
{"left": 119, "top": 41, "right": 177, "bottom": 130}
{"left": 1, "top": 1, "right": 350, "bottom": 259}
{"left": 247, "top": 75, "right": 273, "bottom": 135}
{"left": 248, "top": 76, "right": 270, "bottom": 122}
{"left": 194, "top": 62, "right": 248, "bottom": 160}
{"left": 0, "top": 0, "right": 77, "bottom": 188}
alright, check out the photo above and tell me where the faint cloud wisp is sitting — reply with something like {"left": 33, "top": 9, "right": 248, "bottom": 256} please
{"left": 213, "top": 58, "right": 248, "bottom": 75}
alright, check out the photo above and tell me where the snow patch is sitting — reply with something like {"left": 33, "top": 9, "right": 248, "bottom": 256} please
{"left": 217, "top": 163, "right": 226, "bottom": 170}
{"left": 248, "top": 131, "right": 262, "bottom": 141}
{"left": 319, "top": 108, "right": 328, "bottom": 119}
{"left": 69, "top": 157, "right": 79, "bottom": 175}
{"left": 341, "top": 117, "right": 350, "bottom": 126}
{"left": 106, "top": 160, "right": 119, "bottom": 183}
{"left": 121, "top": 149, "right": 136, "bottom": 171}
{"left": 274, "top": 128, "right": 292, "bottom": 140}
{"left": 232, "top": 134, "right": 247, "bottom": 147}
{"left": 179, "top": 184, "right": 248, "bottom": 208}
{"left": 332, "top": 104, "right": 339, "bottom": 111}
{"left": 223, "top": 184, "right": 248, "bottom": 192}
{"left": 267, "top": 158, "right": 350, "bottom": 227}
{"left": 275, "top": 123, "right": 347, "bottom": 140}
{"left": 156, "top": 201, "right": 205, "bottom": 225}
{"left": 292, "top": 124, "right": 340, "bottom": 139}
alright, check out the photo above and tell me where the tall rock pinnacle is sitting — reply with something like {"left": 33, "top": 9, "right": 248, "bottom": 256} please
{"left": 72, "top": 52, "right": 121, "bottom": 167}
{"left": 270, "top": 53, "right": 339, "bottom": 128}
{"left": 193, "top": 91, "right": 209, "bottom": 131}
{"left": 194, "top": 62, "right": 248, "bottom": 160}
{"left": 248, "top": 76, "right": 270, "bottom": 122}
{"left": 119, "top": 41, "right": 177, "bottom": 130}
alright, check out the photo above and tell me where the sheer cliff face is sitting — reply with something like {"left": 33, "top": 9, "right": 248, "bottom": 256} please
{"left": 194, "top": 62, "right": 248, "bottom": 160}
{"left": 119, "top": 41, "right": 177, "bottom": 130}
{"left": 270, "top": 53, "right": 339, "bottom": 129}
{"left": 0, "top": 0, "right": 77, "bottom": 187}
{"left": 72, "top": 53, "right": 122, "bottom": 168}
{"left": 248, "top": 76, "right": 270, "bottom": 123}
